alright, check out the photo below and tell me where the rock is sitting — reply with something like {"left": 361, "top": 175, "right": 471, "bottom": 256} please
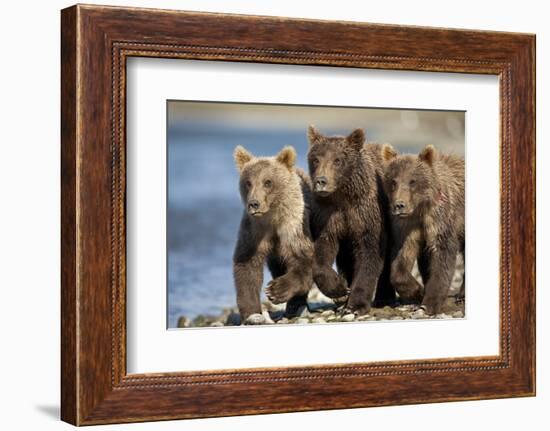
{"left": 307, "top": 286, "right": 334, "bottom": 303}
{"left": 308, "top": 302, "right": 337, "bottom": 313}
{"left": 210, "top": 321, "right": 224, "bottom": 327}
{"left": 177, "top": 316, "right": 190, "bottom": 328}
{"left": 225, "top": 312, "right": 241, "bottom": 326}
{"left": 306, "top": 287, "right": 337, "bottom": 312}
{"left": 327, "top": 316, "right": 338, "bottom": 322}
{"left": 262, "top": 311, "right": 275, "bottom": 324}
{"left": 356, "top": 314, "right": 372, "bottom": 321}
{"left": 192, "top": 314, "right": 216, "bottom": 327}
{"left": 411, "top": 309, "right": 427, "bottom": 319}
{"left": 341, "top": 314, "right": 355, "bottom": 322}
{"left": 297, "top": 305, "right": 311, "bottom": 318}
{"left": 277, "top": 317, "right": 289, "bottom": 324}
{"left": 296, "top": 318, "right": 310, "bottom": 324}
{"left": 390, "top": 316, "right": 404, "bottom": 320}
{"left": 262, "top": 301, "right": 285, "bottom": 312}
{"left": 244, "top": 313, "right": 266, "bottom": 325}
{"left": 435, "top": 313, "right": 453, "bottom": 319}
{"left": 320, "top": 309, "right": 335, "bottom": 317}
{"left": 269, "top": 310, "right": 285, "bottom": 322}
{"left": 452, "top": 310, "right": 465, "bottom": 318}
{"left": 311, "top": 317, "right": 326, "bottom": 324}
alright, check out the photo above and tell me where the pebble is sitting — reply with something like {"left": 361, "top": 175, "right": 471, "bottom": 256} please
{"left": 297, "top": 306, "right": 311, "bottom": 318}
{"left": 210, "top": 321, "right": 224, "bottom": 327}
{"left": 268, "top": 310, "right": 285, "bottom": 322}
{"left": 225, "top": 312, "right": 241, "bottom": 326}
{"left": 177, "top": 293, "right": 466, "bottom": 326}
{"left": 177, "top": 317, "right": 190, "bottom": 328}
{"left": 411, "top": 309, "right": 427, "bottom": 319}
{"left": 244, "top": 313, "right": 266, "bottom": 325}
{"left": 262, "top": 311, "right": 275, "bottom": 324}
{"left": 263, "top": 301, "right": 286, "bottom": 312}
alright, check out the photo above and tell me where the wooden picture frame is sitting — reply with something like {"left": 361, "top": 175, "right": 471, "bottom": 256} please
{"left": 61, "top": 4, "right": 535, "bottom": 425}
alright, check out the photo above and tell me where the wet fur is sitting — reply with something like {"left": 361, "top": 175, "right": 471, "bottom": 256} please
{"left": 383, "top": 144, "right": 465, "bottom": 314}
{"left": 307, "top": 126, "right": 395, "bottom": 316}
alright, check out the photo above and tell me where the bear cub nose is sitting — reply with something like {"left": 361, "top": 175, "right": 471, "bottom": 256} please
{"left": 314, "top": 176, "right": 328, "bottom": 188}
{"left": 394, "top": 201, "right": 406, "bottom": 211}
{"left": 248, "top": 199, "right": 260, "bottom": 211}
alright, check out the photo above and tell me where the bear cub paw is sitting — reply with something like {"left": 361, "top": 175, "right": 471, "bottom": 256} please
{"left": 315, "top": 269, "right": 350, "bottom": 299}
{"left": 265, "top": 274, "right": 307, "bottom": 304}
{"left": 342, "top": 299, "right": 372, "bottom": 317}
{"left": 420, "top": 300, "right": 443, "bottom": 316}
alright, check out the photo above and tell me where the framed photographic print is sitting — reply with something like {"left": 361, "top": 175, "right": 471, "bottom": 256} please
{"left": 61, "top": 4, "right": 536, "bottom": 425}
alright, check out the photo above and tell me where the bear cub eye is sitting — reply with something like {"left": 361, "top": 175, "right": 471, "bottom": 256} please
{"left": 409, "top": 179, "right": 416, "bottom": 187}
{"left": 245, "top": 180, "right": 252, "bottom": 188}
{"left": 311, "top": 157, "right": 319, "bottom": 167}
{"left": 333, "top": 158, "right": 342, "bottom": 166}
{"left": 264, "top": 179, "right": 272, "bottom": 188}
{"left": 391, "top": 179, "right": 397, "bottom": 191}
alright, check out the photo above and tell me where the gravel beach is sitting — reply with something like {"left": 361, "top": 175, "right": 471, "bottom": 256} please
{"left": 176, "top": 259, "right": 465, "bottom": 328}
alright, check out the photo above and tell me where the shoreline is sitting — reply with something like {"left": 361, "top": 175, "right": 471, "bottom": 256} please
{"left": 177, "top": 284, "right": 465, "bottom": 328}
{"left": 177, "top": 261, "right": 465, "bottom": 328}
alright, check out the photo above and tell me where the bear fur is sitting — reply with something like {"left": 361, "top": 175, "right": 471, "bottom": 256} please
{"left": 382, "top": 144, "right": 465, "bottom": 315}
{"left": 233, "top": 145, "right": 314, "bottom": 323}
{"left": 307, "top": 126, "right": 395, "bottom": 316}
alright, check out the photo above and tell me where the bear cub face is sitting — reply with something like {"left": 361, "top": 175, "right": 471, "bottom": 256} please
{"left": 234, "top": 145, "right": 297, "bottom": 218}
{"left": 307, "top": 126, "right": 365, "bottom": 197}
{"left": 383, "top": 144, "right": 438, "bottom": 219}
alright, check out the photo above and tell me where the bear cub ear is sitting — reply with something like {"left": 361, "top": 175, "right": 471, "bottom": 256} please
{"left": 381, "top": 144, "right": 398, "bottom": 162}
{"left": 307, "top": 125, "right": 323, "bottom": 146}
{"left": 346, "top": 128, "right": 366, "bottom": 150}
{"left": 276, "top": 146, "right": 297, "bottom": 170}
{"left": 419, "top": 144, "right": 437, "bottom": 166}
{"left": 234, "top": 145, "right": 254, "bottom": 172}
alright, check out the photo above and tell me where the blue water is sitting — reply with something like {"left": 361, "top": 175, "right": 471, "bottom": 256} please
{"left": 167, "top": 128, "right": 313, "bottom": 327}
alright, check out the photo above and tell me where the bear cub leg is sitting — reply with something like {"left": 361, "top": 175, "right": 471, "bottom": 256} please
{"left": 390, "top": 238, "right": 424, "bottom": 304}
{"left": 234, "top": 256, "right": 264, "bottom": 323}
{"left": 344, "top": 241, "right": 384, "bottom": 316}
{"left": 455, "top": 249, "right": 466, "bottom": 304}
{"left": 265, "top": 255, "right": 312, "bottom": 317}
{"left": 312, "top": 236, "right": 349, "bottom": 298}
{"left": 421, "top": 246, "right": 457, "bottom": 315}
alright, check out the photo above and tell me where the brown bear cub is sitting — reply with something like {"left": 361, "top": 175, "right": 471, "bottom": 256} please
{"left": 382, "top": 144, "right": 465, "bottom": 315}
{"left": 307, "top": 126, "right": 395, "bottom": 316}
{"left": 233, "top": 145, "right": 314, "bottom": 324}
